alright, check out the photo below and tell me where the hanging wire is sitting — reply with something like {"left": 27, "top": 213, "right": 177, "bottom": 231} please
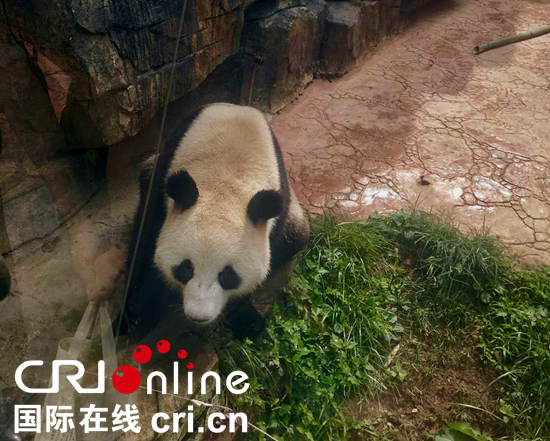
{"left": 115, "top": 0, "right": 188, "bottom": 343}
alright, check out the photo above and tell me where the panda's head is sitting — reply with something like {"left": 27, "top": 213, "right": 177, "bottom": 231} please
{"left": 154, "top": 170, "right": 283, "bottom": 324}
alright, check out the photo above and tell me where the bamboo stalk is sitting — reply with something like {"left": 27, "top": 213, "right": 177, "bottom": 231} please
{"left": 473, "top": 25, "right": 550, "bottom": 55}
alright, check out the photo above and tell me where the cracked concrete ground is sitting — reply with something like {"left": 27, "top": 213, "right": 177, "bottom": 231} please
{"left": 273, "top": 0, "right": 550, "bottom": 266}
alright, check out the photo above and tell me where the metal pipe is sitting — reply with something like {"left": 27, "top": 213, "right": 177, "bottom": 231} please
{"left": 245, "top": 51, "right": 266, "bottom": 106}
{"left": 473, "top": 25, "right": 550, "bottom": 55}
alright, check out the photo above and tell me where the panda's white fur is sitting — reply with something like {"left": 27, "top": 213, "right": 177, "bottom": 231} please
{"left": 154, "top": 103, "right": 284, "bottom": 324}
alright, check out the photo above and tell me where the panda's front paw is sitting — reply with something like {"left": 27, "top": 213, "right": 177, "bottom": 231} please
{"left": 224, "top": 297, "right": 265, "bottom": 340}
{"left": 232, "top": 312, "right": 265, "bottom": 341}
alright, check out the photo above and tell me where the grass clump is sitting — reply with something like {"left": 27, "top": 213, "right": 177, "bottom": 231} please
{"left": 215, "top": 218, "right": 408, "bottom": 440}
{"left": 212, "top": 212, "right": 550, "bottom": 440}
{"left": 386, "top": 211, "right": 549, "bottom": 439}
{"left": 385, "top": 210, "right": 508, "bottom": 300}
{"left": 478, "top": 268, "right": 550, "bottom": 438}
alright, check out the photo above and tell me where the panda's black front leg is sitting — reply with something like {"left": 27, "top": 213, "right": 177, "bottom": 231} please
{"left": 223, "top": 296, "right": 265, "bottom": 340}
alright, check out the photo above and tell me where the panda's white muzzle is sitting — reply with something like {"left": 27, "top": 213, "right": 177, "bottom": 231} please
{"left": 183, "top": 279, "right": 227, "bottom": 324}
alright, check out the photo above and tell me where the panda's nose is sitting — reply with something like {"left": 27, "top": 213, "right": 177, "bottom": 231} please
{"left": 183, "top": 281, "right": 224, "bottom": 325}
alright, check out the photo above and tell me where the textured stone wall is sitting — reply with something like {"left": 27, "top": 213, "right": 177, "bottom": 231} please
{"left": 1, "top": 0, "right": 258, "bottom": 147}
{"left": 400, "top": 0, "right": 436, "bottom": 15}
{"left": 243, "top": 0, "right": 410, "bottom": 111}
{"left": 244, "top": 0, "right": 328, "bottom": 112}
{"left": 0, "top": 31, "right": 105, "bottom": 254}
{"left": 0, "top": 0, "right": 433, "bottom": 253}
{"left": 0, "top": 0, "right": 256, "bottom": 253}
{"left": 319, "top": 1, "right": 381, "bottom": 77}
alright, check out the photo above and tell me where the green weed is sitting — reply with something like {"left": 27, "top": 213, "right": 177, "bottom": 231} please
{"left": 384, "top": 210, "right": 508, "bottom": 300}
{"left": 478, "top": 268, "right": 550, "bottom": 438}
{"left": 386, "top": 211, "right": 549, "bottom": 439}
{"left": 215, "top": 218, "right": 408, "bottom": 440}
{"left": 211, "top": 212, "right": 550, "bottom": 440}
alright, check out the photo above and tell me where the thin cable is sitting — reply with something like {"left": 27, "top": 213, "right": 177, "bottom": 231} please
{"left": 115, "top": 0, "right": 188, "bottom": 343}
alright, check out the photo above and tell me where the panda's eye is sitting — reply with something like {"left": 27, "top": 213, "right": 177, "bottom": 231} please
{"left": 218, "top": 265, "right": 241, "bottom": 290}
{"left": 173, "top": 259, "right": 194, "bottom": 284}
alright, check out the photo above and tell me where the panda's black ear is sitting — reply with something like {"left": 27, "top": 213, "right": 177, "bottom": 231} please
{"left": 247, "top": 190, "right": 283, "bottom": 225}
{"left": 166, "top": 170, "right": 199, "bottom": 210}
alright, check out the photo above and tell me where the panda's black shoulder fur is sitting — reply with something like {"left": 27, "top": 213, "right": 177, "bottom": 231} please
{"left": 267, "top": 127, "right": 294, "bottom": 272}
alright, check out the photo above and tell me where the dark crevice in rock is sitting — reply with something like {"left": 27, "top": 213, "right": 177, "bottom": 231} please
{"left": 245, "top": 4, "right": 310, "bottom": 22}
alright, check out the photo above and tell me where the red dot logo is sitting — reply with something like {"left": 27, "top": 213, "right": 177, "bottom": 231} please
{"left": 187, "top": 362, "right": 194, "bottom": 369}
{"left": 133, "top": 345, "right": 152, "bottom": 364}
{"left": 178, "top": 349, "right": 187, "bottom": 359}
{"left": 157, "top": 340, "right": 170, "bottom": 353}
{"left": 112, "top": 366, "right": 141, "bottom": 394}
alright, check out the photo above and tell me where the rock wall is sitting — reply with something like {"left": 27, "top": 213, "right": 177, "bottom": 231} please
{"left": 244, "top": 0, "right": 328, "bottom": 112}
{"left": 0, "top": 0, "right": 256, "bottom": 253}
{"left": 2, "top": 0, "right": 257, "bottom": 147}
{"left": 0, "top": 33, "right": 105, "bottom": 253}
{"left": 400, "top": 0, "right": 436, "bottom": 15}
{"left": 243, "top": 0, "right": 410, "bottom": 111}
{"left": 0, "top": 0, "right": 434, "bottom": 254}
{"left": 319, "top": 1, "right": 381, "bottom": 77}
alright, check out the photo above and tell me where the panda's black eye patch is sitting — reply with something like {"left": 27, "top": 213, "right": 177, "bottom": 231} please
{"left": 173, "top": 259, "right": 194, "bottom": 284}
{"left": 166, "top": 170, "right": 199, "bottom": 210}
{"left": 218, "top": 265, "right": 241, "bottom": 290}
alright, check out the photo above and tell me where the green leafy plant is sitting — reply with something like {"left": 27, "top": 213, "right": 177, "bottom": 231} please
{"left": 477, "top": 268, "right": 550, "bottom": 437}
{"left": 385, "top": 211, "right": 550, "bottom": 439}
{"left": 384, "top": 210, "right": 508, "bottom": 299}
{"left": 214, "top": 218, "right": 408, "bottom": 440}
{"left": 210, "top": 212, "right": 549, "bottom": 440}
{"left": 436, "top": 422, "right": 493, "bottom": 441}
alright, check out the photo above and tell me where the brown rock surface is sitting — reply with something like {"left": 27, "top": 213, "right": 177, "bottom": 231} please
{"left": 244, "top": 0, "right": 328, "bottom": 112}
{"left": 319, "top": 1, "right": 381, "bottom": 76}
{"left": 2, "top": 0, "right": 259, "bottom": 147}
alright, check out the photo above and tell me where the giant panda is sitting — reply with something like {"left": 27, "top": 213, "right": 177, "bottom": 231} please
{"left": 123, "top": 103, "right": 309, "bottom": 340}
